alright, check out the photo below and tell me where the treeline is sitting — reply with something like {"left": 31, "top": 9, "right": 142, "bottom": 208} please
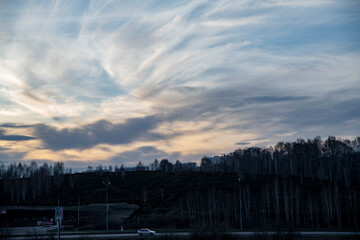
{"left": 176, "top": 136, "right": 360, "bottom": 230}
{"left": 175, "top": 176, "right": 359, "bottom": 230}
{"left": 1, "top": 136, "right": 360, "bottom": 204}
{"left": 0, "top": 161, "right": 70, "bottom": 203}
{"left": 201, "top": 136, "right": 360, "bottom": 185}
{"left": 137, "top": 137, "right": 360, "bottom": 230}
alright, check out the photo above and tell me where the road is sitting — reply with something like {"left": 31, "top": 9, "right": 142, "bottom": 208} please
{"left": 2, "top": 228, "right": 360, "bottom": 239}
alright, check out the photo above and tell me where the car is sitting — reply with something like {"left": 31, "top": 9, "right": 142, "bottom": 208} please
{"left": 37, "top": 220, "right": 54, "bottom": 226}
{"left": 137, "top": 228, "right": 156, "bottom": 236}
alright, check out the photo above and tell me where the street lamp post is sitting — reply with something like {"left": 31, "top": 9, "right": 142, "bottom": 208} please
{"left": 238, "top": 177, "right": 243, "bottom": 230}
{"left": 103, "top": 180, "right": 111, "bottom": 232}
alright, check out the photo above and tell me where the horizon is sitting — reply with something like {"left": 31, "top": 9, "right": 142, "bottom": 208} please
{"left": 0, "top": 0, "right": 359, "bottom": 170}
{"left": 1, "top": 135, "right": 359, "bottom": 173}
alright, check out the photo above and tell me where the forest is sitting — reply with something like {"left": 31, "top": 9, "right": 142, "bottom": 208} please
{"left": 0, "top": 136, "right": 359, "bottom": 230}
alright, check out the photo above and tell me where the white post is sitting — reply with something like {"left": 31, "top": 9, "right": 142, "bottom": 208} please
{"left": 103, "top": 180, "right": 111, "bottom": 232}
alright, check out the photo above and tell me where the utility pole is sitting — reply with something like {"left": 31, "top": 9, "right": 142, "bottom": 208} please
{"left": 238, "top": 177, "right": 243, "bottom": 230}
{"left": 103, "top": 180, "right": 111, "bottom": 232}
{"left": 78, "top": 196, "right": 80, "bottom": 225}
{"left": 57, "top": 198, "right": 60, "bottom": 240}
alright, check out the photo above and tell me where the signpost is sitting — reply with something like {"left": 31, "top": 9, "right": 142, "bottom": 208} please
{"left": 55, "top": 207, "right": 63, "bottom": 240}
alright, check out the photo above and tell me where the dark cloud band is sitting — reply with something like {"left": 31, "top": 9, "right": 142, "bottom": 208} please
{"left": 32, "top": 116, "right": 162, "bottom": 150}
{"left": 0, "top": 135, "right": 36, "bottom": 141}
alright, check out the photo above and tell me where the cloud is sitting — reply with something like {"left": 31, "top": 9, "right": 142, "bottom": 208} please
{"left": 0, "top": 123, "right": 35, "bottom": 128}
{"left": 244, "top": 96, "right": 311, "bottom": 103}
{"left": 0, "top": 150, "right": 25, "bottom": 164}
{"left": 0, "top": 0, "right": 359, "bottom": 166}
{"left": 110, "top": 146, "right": 181, "bottom": 166}
{"left": 32, "top": 116, "right": 163, "bottom": 150}
{"left": 0, "top": 135, "right": 36, "bottom": 141}
{"left": 0, "top": 146, "right": 10, "bottom": 151}
{"left": 280, "top": 95, "right": 360, "bottom": 137}
{"left": 241, "top": 138, "right": 269, "bottom": 142}
{"left": 0, "top": 128, "right": 36, "bottom": 141}
{"left": 235, "top": 142, "right": 250, "bottom": 146}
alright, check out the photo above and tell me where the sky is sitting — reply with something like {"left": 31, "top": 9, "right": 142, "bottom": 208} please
{"left": 0, "top": 0, "right": 359, "bottom": 170}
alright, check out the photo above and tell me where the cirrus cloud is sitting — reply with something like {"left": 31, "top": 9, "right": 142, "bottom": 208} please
{"left": 0, "top": 0, "right": 359, "bottom": 168}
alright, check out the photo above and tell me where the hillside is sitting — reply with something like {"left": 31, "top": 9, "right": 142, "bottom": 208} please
{"left": 1, "top": 171, "right": 359, "bottom": 230}
{"left": 1, "top": 137, "right": 360, "bottom": 230}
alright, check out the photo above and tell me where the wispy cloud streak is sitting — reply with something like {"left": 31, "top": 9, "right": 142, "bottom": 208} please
{"left": 0, "top": 0, "right": 359, "bottom": 167}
